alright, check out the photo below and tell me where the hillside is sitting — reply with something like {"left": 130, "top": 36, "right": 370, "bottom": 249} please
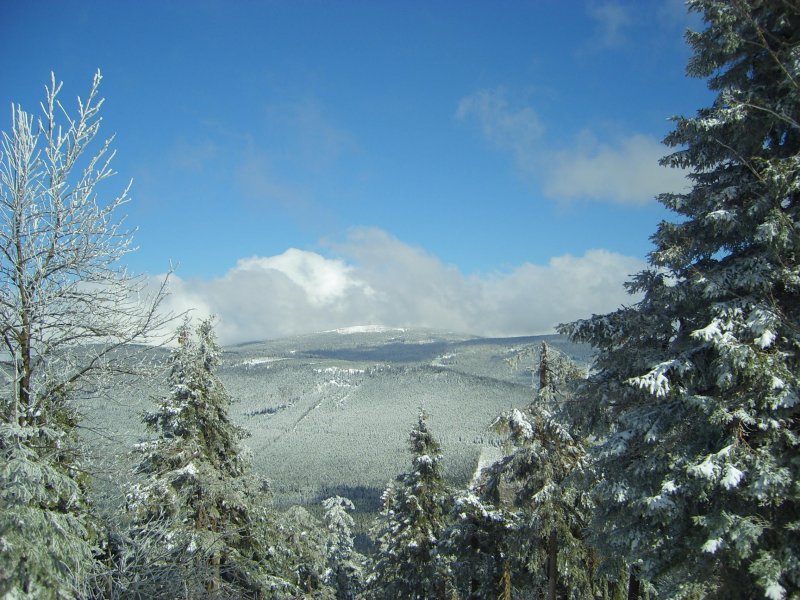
{"left": 81, "top": 328, "right": 591, "bottom": 511}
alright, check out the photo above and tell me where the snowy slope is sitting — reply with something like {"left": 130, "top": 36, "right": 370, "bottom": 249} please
{"left": 81, "top": 329, "right": 590, "bottom": 511}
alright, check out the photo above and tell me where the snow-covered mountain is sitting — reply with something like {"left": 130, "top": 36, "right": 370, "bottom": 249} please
{"left": 83, "top": 328, "right": 591, "bottom": 511}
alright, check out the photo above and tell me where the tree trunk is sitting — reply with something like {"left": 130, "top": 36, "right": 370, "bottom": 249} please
{"left": 14, "top": 200, "right": 32, "bottom": 425}
{"left": 547, "top": 527, "right": 558, "bottom": 600}
{"left": 627, "top": 571, "right": 640, "bottom": 600}
{"left": 539, "top": 342, "right": 550, "bottom": 391}
{"left": 500, "top": 561, "right": 512, "bottom": 600}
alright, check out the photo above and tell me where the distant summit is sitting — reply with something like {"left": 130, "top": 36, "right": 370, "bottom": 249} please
{"left": 328, "top": 325, "right": 407, "bottom": 335}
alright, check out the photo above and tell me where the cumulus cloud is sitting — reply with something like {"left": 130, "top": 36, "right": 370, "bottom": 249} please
{"left": 456, "top": 88, "right": 688, "bottom": 204}
{"left": 155, "top": 228, "right": 645, "bottom": 345}
{"left": 235, "top": 250, "right": 373, "bottom": 307}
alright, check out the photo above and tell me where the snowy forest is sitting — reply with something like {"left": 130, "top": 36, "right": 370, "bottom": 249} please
{"left": 1, "top": 1, "right": 798, "bottom": 598}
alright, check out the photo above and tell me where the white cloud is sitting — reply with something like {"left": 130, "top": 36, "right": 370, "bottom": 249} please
{"left": 156, "top": 228, "right": 645, "bottom": 345}
{"left": 235, "top": 250, "right": 370, "bottom": 306}
{"left": 456, "top": 88, "right": 688, "bottom": 204}
{"left": 545, "top": 132, "right": 689, "bottom": 204}
{"left": 168, "top": 138, "right": 218, "bottom": 172}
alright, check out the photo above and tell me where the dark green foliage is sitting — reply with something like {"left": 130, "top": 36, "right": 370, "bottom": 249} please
{"left": 125, "top": 318, "right": 327, "bottom": 598}
{"left": 0, "top": 418, "right": 97, "bottom": 598}
{"left": 444, "top": 343, "right": 633, "bottom": 599}
{"left": 445, "top": 492, "right": 515, "bottom": 599}
{"left": 139, "top": 318, "right": 248, "bottom": 480}
{"left": 560, "top": 1, "right": 800, "bottom": 597}
{"left": 367, "top": 413, "right": 453, "bottom": 599}
{"left": 278, "top": 505, "right": 334, "bottom": 597}
{"left": 482, "top": 412, "right": 596, "bottom": 599}
{"left": 472, "top": 343, "right": 601, "bottom": 599}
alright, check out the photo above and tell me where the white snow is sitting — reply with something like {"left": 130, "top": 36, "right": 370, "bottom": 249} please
{"left": 324, "top": 379, "right": 351, "bottom": 388}
{"left": 470, "top": 445, "right": 504, "bottom": 488}
{"left": 755, "top": 330, "right": 776, "bottom": 349}
{"left": 756, "top": 220, "right": 780, "bottom": 243}
{"left": 415, "top": 454, "right": 434, "bottom": 468}
{"left": 721, "top": 465, "right": 745, "bottom": 489}
{"left": 628, "top": 360, "right": 683, "bottom": 398}
{"left": 661, "top": 480, "right": 678, "bottom": 494}
{"left": 241, "top": 357, "right": 289, "bottom": 367}
{"left": 330, "top": 325, "right": 406, "bottom": 334}
{"left": 693, "top": 320, "right": 723, "bottom": 342}
{"left": 764, "top": 582, "right": 787, "bottom": 600}
{"left": 702, "top": 538, "right": 723, "bottom": 553}
{"left": 314, "top": 367, "right": 365, "bottom": 375}
{"left": 644, "top": 493, "right": 674, "bottom": 512}
{"left": 691, "top": 456, "right": 717, "bottom": 479}
{"left": 509, "top": 408, "right": 534, "bottom": 440}
{"left": 706, "top": 209, "right": 735, "bottom": 223}
{"left": 175, "top": 462, "right": 198, "bottom": 478}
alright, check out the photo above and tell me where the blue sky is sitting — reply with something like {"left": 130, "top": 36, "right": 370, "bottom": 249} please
{"left": 1, "top": 1, "right": 711, "bottom": 343}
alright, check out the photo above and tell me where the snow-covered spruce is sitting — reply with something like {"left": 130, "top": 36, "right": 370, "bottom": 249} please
{"left": 560, "top": 2, "right": 800, "bottom": 598}
{"left": 474, "top": 343, "right": 611, "bottom": 599}
{"left": 366, "top": 412, "right": 452, "bottom": 599}
{"left": 322, "top": 495, "right": 365, "bottom": 599}
{"left": 125, "top": 318, "right": 328, "bottom": 598}
{"left": 443, "top": 491, "right": 516, "bottom": 598}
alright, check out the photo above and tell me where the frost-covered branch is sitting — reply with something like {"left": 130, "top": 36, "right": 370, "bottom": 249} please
{"left": 0, "top": 71, "right": 173, "bottom": 427}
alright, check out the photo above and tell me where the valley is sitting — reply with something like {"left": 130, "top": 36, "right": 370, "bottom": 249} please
{"left": 82, "top": 328, "right": 591, "bottom": 513}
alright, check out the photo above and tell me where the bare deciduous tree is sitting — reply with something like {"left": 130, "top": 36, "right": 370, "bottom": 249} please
{"left": 0, "top": 70, "right": 171, "bottom": 426}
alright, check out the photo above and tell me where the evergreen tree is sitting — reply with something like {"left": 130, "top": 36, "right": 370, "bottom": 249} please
{"left": 444, "top": 491, "right": 515, "bottom": 599}
{"left": 279, "top": 505, "right": 335, "bottom": 597}
{"left": 0, "top": 391, "right": 96, "bottom": 598}
{"left": 126, "top": 318, "right": 304, "bottom": 598}
{"left": 367, "top": 413, "right": 452, "bottom": 599}
{"left": 322, "top": 496, "right": 363, "bottom": 599}
{"left": 479, "top": 343, "right": 601, "bottom": 599}
{"left": 560, "top": 2, "right": 799, "bottom": 597}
